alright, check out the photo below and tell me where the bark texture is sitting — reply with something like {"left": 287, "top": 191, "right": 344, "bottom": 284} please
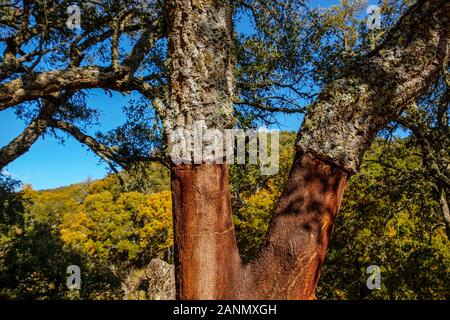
{"left": 167, "top": 0, "right": 450, "bottom": 300}
{"left": 297, "top": 0, "right": 450, "bottom": 173}
{"left": 165, "top": 0, "right": 235, "bottom": 134}
{"left": 171, "top": 163, "right": 241, "bottom": 299}
{"left": 246, "top": 152, "right": 347, "bottom": 299}
{"left": 0, "top": 67, "right": 126, "bottom": 110}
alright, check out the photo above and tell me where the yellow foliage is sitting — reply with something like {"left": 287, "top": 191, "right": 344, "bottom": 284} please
{"left": 59, "top": 190, "right": 173, "bottom": 264}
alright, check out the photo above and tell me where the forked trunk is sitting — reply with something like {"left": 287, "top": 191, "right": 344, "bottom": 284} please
{"left": 167, "top": 0, "right": 450, "bottom": 300}
{"left": 170, "top": 152, "right": 347, "bottom": 300}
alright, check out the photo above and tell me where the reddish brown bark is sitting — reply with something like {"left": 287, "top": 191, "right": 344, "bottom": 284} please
{"left": 170, "top": 152, "right": 347, "bottom": 300}
{"left": 171, "top": 163, "right": 242, "bottom": 299}
{"left": 167, "top": 0, "right": 449, "bottom": 300}
{"left": 246, "top": 151, "right": 347, "bottom": 299}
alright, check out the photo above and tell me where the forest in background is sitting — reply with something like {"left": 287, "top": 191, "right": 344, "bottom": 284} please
{"left": 1, "top": 132, "right": 448, "bottom": 300}
{"left": 0, "top": 0, "right": 449, "bottom": 299}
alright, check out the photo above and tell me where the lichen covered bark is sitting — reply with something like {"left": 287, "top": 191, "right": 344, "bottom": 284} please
{"left": 297, "top": 0, "right": 450, "bottom": 173}
{"left": 166, "top": 0, "right": 240, "bottom": 300}
{"left": 0, "top": 98, "right": 58, "bottom": 170}
{"left": 165, "top": 0, "right": 235, "bottom": 133}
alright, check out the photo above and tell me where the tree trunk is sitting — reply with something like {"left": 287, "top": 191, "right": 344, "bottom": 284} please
{"left": 166, "top": 0, "right": 238, "bottom": 300}
{"left": 246, "top": 151, "right": 347, "bottom": 299}
{"left": 166, "top": 0, "right": 450, "bottom": 300}
{"left": 171, "top": 152, "right": 347, "bottom": 300}
{"left": 171, "top": 163, "right": 242, "bottom": 299}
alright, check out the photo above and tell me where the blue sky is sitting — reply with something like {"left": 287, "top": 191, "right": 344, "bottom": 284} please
{"left": 0, "top": 0, "right": 368, "bottom": 190}
{"left": 0, "top": 90, "right": 132, "bottom": 189}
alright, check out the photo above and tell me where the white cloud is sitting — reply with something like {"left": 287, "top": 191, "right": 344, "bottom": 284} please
{"left": 0, "top": 170, "right": 13, "bottom": 177}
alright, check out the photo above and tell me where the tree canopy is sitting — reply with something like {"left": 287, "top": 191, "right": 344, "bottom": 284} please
{"left": 0, "top": 0, "right": 448, "bottom": 299}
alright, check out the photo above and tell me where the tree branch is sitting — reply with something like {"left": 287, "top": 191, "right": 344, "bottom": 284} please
{"left": 0, "top": 96, "right": 60, "bottom": 170}
{"left": 0, "top": 66, "right": 135, "bottom": 110}
{"left": 48, "top": 119, "right": 164, "bottom": 169}
{"left": 297, "top": 0, "right": 450, "bottom": 174}
{"left": 123, "top": 19, "right": 164, "bottom": 75}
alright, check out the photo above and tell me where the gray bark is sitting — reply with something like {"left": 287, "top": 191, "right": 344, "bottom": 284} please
{"left": 297, "top": 0, "right": 450, "bottom": 174}
{"left": 164, "top": 0, "right": 235, "bottom": 133}
{"left": 0, "top": 98, "right": 59, "bottom": 170}
{"left": 166, "top": 0, "right": 450, "bottom": 300}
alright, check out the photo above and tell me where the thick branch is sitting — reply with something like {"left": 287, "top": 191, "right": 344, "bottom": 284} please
{"left": 0, "top": 67, "right": 131, "bottom": 110}
{"left": 123, "top": 19, "right": 163, "bottom": 75}
{"left": 0, "top": 98, "right": 59, "bottom": 170}
{"left": 0, "top": 66, "right": 163, "bottom": 111}
{"left": 297, "top": 0, "right": 450, "bottom": 173}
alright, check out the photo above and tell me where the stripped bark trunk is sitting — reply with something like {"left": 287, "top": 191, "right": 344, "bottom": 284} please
{"left": 165, "top": 0, "right": 237, "bottom": 299}
{"left": 245, "top": 151, "right": 347, "bottom": 299}
{"left": 171, "top": 163, "right": 241, "bottom": 299}
{"left": 166, "top": 0, "right": 450, "bottom": 300}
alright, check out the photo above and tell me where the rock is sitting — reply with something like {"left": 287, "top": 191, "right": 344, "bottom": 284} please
{"left": 122, "top": 258, "right": 175, "bottom": 300}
